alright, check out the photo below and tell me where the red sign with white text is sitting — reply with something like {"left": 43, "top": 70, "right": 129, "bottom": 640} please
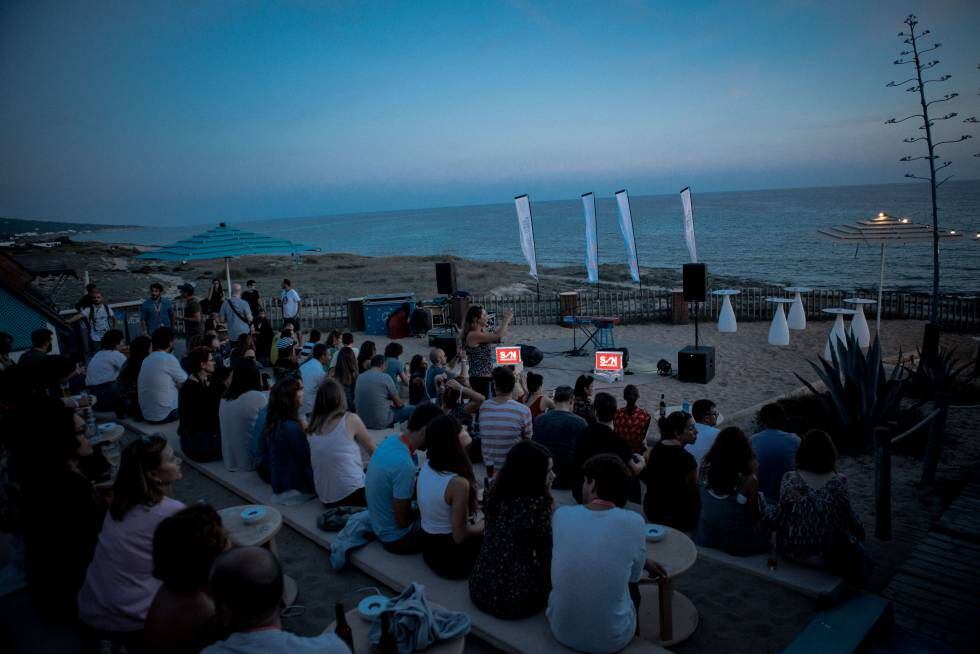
{"left": 595, "top": 350, "right": 623, "bottom": 371}
{"left": 495, "top": 346, "right": 522, "bottom": 365}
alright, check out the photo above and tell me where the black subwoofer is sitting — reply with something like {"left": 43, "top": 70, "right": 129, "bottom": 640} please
{"left": 677, "top": 345, "right": 715, "bottom": 384}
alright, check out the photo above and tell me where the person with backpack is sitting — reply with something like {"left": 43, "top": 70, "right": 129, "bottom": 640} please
{"left": 218, "top": 283, "right": 253, "bottom": 342}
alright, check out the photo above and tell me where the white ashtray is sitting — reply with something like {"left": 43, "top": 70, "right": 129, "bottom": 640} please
{"left": 98, "top": 422, "right": 118, "bottom": 432}
{"left": 241, "top": 506, "right": 266, "bottom": 524}
{"left": 357, "top": 594, "right": 390, "bottom": 621}
{"left": 645, "top": 524, "right": 667, "bottom": 542}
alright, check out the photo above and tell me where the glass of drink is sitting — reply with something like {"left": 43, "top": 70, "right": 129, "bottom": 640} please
{"left": 103, "top": 441, "right": 122, "bottom": 476}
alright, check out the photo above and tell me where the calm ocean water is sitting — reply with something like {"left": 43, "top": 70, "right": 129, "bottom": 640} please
{"left": 78, "top": 181, "right": 980, "bottom": 293}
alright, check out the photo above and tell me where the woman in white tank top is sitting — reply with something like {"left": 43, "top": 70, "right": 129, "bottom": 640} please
{"left": 306, "top": 379, "right": 376, "bottom": 507}
{"left": 416, "top": 414, "right": 483, "bottom": 579}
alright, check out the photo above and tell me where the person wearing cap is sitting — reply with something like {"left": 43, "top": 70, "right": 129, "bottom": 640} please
{"left": 179, "top": 284, "right": 204, "bottom": 348}
{"left": 532, "top": 385, "right": 586, "bottom": 489}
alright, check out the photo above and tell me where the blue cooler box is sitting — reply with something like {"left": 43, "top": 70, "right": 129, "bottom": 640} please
{"left": 362, "top": 293, "right": 416, "bottom": 336}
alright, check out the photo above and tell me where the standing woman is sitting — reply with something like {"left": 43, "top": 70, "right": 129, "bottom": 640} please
{"left": 572, "top": 374, "right": 596, "bottom": 425}
{"left": 332, "top": 346, "right": 360, "bottom": 412}
{"left": 642, "top": 411, "right": 701, "bottom": 531}
{"left": 307, "top": 379, "right": 376, "bottom": 507}
{"left": 218, "top": 360, "right": 266, "bottom": 472}
{"left": 461, "top": 305, "right": 513, "bottom": 398}
{"left": 178, "top": 347, "right": 223, "bottom": 463}
{"left": 357, "top": 340, "right": 377, "bottom": 373}
{"left": 469, "top": 440, "right": 554, "bottom": 619}
{"left": 201, "top": 278, "right": 224, "bottom": 317}
{"left": 263, "top": 377, "right": 315, "bottom": 501}
{"left": 418, "top": 414, "right": 483, "bottom": 579}
{"left": 77, "top": 436, "right": 184, "bottom": 648}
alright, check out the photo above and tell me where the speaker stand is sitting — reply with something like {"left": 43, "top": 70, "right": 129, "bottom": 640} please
{"left": 693, "top": 302, "right": 701, "bottom": 349}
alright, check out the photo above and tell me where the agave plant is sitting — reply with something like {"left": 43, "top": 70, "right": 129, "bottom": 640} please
{"left": 903, "top": 345, "right": 973, "bottom": 400}
{"left": 796, "top": 330, "right": 905, "bottom": 451}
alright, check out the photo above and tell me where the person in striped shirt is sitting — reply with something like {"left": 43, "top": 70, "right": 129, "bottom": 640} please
{"left": 478, "top": 366, "right": 533, "bottom": 478}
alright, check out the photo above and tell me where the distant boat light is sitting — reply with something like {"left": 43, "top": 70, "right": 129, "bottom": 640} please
{"left": 900, "top": 218, "right": 910, "bottom": 224}
{"left": 949, "top": 230, "right": 957, "bottom": 235}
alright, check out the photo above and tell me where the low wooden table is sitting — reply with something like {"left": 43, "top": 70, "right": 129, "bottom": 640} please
{"left": 218, "top": 504, "right": 298, "bottom": 606}
{"left": 643, "top": 526, "right": 699, "bottom": 646}
{"left": 326, "top": 607, "right": 465, "bottom": 653}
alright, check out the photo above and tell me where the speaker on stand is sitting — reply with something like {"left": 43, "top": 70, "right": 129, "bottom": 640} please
{"left": 678, "top": 263, "right": 715, "bottom": 383}
{"left": 435, "top": 262, "right": 457, "bottom": 296}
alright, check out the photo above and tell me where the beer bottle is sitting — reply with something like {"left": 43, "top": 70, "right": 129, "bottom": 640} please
{"left": 658, "top": 394, "right": 667, "bottom": 419}
{"left": 335, "top": 602, "right": 355, "bottom": 652}
{"left": 376, "top": 612, "right": 397, "bottom": 653}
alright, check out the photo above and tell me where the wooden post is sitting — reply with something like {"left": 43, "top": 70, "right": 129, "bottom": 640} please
{"left": 921, "top": 393, "right": 950, "bottom": 486}
{"left": 874, "top": 426, "right": 892, "bottom": 540}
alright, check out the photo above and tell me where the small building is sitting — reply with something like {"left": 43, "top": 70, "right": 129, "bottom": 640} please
{"left": 0, "top": 253, "right": 74, "bottom": 360}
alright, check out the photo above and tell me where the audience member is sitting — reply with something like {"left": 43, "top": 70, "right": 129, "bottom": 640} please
{"left": 642, "top": 411, "right": 701, "bottom": 531}
{"left": 613, "top": 385, "right": 652, "bottom": 455}
{"left": 408, "top": 354, "right": 428, "bottom": 405}
{"left": 355, "top": 354, "right": 414, "bottom": 429}
{"left": 203, "top": 547, "right": 350, "bottom": 653}
{"left": 179, "top": 284, "right": 205, "bottom": 348}
{"left": 139, "top": 327, "right": 188, "bottom": 423}
{"left": 16, "top": 328, "right": 54, "bottom": 377}
{"left": 695, "top": 427, "right": 770, "bottom": 555}
{"left": 364, "top": 404, "right": 444, "bottom": 554}
{"left": 752, "top": 403, "right": 801, "bottom": 501}
{"left": 218, "top": 359, "right": 266, "bottom": 471}
{"left": 75, "top": 282, "right": 99, "bottom": 312}
{"left": 300, "top": 328, "right": 322, "bottom": 359}
{"left": 201, "top": 279, "right": 225, "bottom": 317}
{"left": 144, "top": 505, "right": 230, "bottom": 654}
{"left": 308, "top": 380, "right": 376, "bottom": 507}
{"left": 68, "top": 290, "right": 116, "bottom": 351}
{"left": 140, "top": 283, "right": 174, "bottom": 336}
{"left": 298, "top": 343, "right": 329, "bottom": 417}
{"left": 547, "top": 454, "right": 666, "bottom": 653}
{"left": 178, "top": 347, "right": 223, "bottom": 463}
{"left": 470, "top": 440, "right": 554, "bottom": 619}
{"left": 77, "top": 436, "right": 184, "bottom": 646}
{"left": 252, "top": 308, "right": 274, "bottom": 365}
{"left": 418, "top": 414, "right": 483, "bottom": 579}
{"left": 0, "top": 330, "right": 13, "bottom": 371}
{"left": 424, "top": 346, "right": 457, "bottom": 400}
{"left": 533, "top": 385, "right": 586, "bottom": 490}
{"left": 263, "top": 377, "right": 315, "bottom": 500}
{"left": 461, "top": 305, "right": 513, "bottom": 398}
{"left": 572, "top": 374, "right": 596, "bottom": 424}
{"left": 688, "top": 399, "right": 721, "bottom": 471}
{"left": 228, "top": 333, "right": 256, "bottom": 369}
{"left": 115, "top": 335, "right": 151, "bottom": 420}
{"left": 356, "top": 339, "right": 376, "bottom": 372}
{"left": 332, "top": 346, "right": 359, "bottom": 411}
{"left": 219, "top": 284, "right": 253, "bottom": 342}
{"left": 478, "top": 366, "right": 532, "bottom": 479}
{"left": 521, "top": 371, "right": 555, "bottom": 421}
{"left": 572, "top": 391, "right": 643, "bottom": 504}
{"left": 84, "top": 329, "right": 127, "bottom": 408}
{"left": 384, "top": 342, "right": 409, "bottom": 389}
{"left": 241, "top": 279, "right": 261, "bottom": 316}
{"left": 778, "top": 430, "right": 867, "bottom": 581}
{"left": 279, "top": 278, "right": 301, "bottom": 331}
{"left": 324, "top": 329, "right": 342, "bottom": 360}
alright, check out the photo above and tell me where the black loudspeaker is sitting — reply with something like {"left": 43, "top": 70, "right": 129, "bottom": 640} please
{"left": 436, "top": 262, "right": 457, "bottom": 295}
{"left": 677, "top": 345, "right": 715, "bottom": 384}
{"left": 682, "top": 263, "right": 707, "bottom": 303}
{"left": 428, "top": 331, "right": 458, "bottom": 362}
{"left": 519, "top": 344, "right": 543, "bottom": 367}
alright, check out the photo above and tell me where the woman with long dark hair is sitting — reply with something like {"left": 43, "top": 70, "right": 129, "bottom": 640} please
{"left": 572, "top": 374, "right": 596, "bottom": 424}
{"left": 408, "top": 354, "right": 428, "bottom": 405}
{"left": 695, "top": 427, "right": 770, "bottom": 555}
{"left": 178, "top": 347, "right": 223, "bottom": 462}
{"left": 263, "top": 377, "right": 314, "bottom": 500}
{"left": 307, "top": 379, "right": 375, "bottom": 507}
{"left": 201, "top": 278, "right": 224, "bottom": 316}
{"left": 460, "top": 305, "right": 513, "bottom": 398}
{"left": 469, "top": 440, "right": 554, "bottom": 618}
{"left": 218, "top": 359, "right": 266, "bottom": 471}
{"left": 613, "top": 384, "right": 652, "bottom": 454}
{"left": 417, "top": 414, "right": 483, "bottom": 579}
{"left": 114, "top": 335, "right": 152, "bottom": 419}
{"left": 77, "top": 436, "right": 184, "bottom": 646}
{"left": 357, "top": 340, "right": 377, "bottom": 372}
{"left": 641, "top": 411, "right": 700, "bottom": 531}
{"left": 332, "top": 346, "right": 359, "bottom": 411}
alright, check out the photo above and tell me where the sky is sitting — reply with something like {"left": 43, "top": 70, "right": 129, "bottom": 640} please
{"left": 1, "top": 0, "right": 979, "bottom": 226}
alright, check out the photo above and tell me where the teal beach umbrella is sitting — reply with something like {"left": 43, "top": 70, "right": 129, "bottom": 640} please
{"left": 136, "top": 222, "right": 320, "bottom": 293}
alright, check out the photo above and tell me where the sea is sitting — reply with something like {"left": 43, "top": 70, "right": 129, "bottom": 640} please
{"left": 77, "top": 181, "right": 980, "bottom": 294}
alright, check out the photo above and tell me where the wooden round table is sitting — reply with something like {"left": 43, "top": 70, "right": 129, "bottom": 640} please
{"left": 642, "top": 527, "right": 699, "bottom": 646}
{"left": 217, "top": 505, "right": 298, "bottom": 606}
{"left": 326, "top": 607, "right": 465, "bottom": 653}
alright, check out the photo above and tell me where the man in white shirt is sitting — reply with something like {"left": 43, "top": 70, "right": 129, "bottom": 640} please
{"left": 280, "top": 278, "right": 301, "bottom": 332}
{"left": 687, "top": 399, "right": 721, "bottom": 471}
{"left": 219, "top": 283, "right": 254, "bottom": 342}
{"left": 138, "top": 327, "right": 188, "bottom": 423}
{"left": 299, "top": 344, "right": 329, "bottom": 417}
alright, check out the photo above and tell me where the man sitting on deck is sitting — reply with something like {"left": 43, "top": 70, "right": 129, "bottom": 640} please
{"left": 203, "top": 547, "right": 350, "bottom": 654}
{"left": 138, "top": 327, "right": 188, "bottom": 424}
{"left": 533, "top": 385, "right": 586, "bottom": 490}
{"left": 688, "top": 398, "right": 721, "bottom": 472}
{"left": 298, "top": 344, "right": 328, "bottom": 418}
{"left": 355, "top": 354, "right": 414, "bottom": 429}
{"left": 364, "top": 403, "right": 443, "bottom": 554}
{"left": 752, "top": 403, "right": 801, "bottom": 501}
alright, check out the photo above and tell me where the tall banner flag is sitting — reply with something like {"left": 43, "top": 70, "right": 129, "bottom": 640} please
{"left": 614, "top": 189, "right": 641, "bottom": 283}
{"left": 680, "top": 186, "right": 698, "bottom": 263}
{"left": 514, "top": 194, "right": 539, "bottom": 280}
{"left": 581, "top": 192, "right": 599, "bottom": 284}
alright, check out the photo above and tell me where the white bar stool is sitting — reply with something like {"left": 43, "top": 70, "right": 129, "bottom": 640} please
{"left": 766, "top": 298, "right": 794, "bottom": 346}
{"left": 712, "top": 289, "right": 740, "bottom": 333}
{"left": 822, "top": 308, "right": 856, "bottom": 361}
{"left": 784, "top": 286, "right": 811, "bottom": 330}
{"left": 843, "top": 298, "right": 877, "bottom": 348}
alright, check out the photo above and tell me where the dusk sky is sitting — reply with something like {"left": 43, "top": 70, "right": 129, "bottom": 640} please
{"left": 2, "top": 0, "right": 978, "bottom": 226}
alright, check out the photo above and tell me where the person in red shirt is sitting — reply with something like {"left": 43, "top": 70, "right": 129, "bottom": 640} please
{"left": 613, "top": 385, "right": 652, "bottom": 454}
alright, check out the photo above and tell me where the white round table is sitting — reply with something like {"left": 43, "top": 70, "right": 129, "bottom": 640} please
{"left": 822, "top": 308, "right": 855, "bottom": 361}
{"left": 218, "top": 505, "right": 298, "bottom": 606}
{"left": 784, "top": 286, "right": 811, "bottom": 330}
{"left": 766, "top": 298, "right": 795, "bottom": 346}
{"left": 711, "top": 290, "right": 740, "bottom": 333}
{"left": 843, "top": 298, "right": 877, "bottom": 348}
{"left": 641, "top": 527, "right": 699, "bottom": 646}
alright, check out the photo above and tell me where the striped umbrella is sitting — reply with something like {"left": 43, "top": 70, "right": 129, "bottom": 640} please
{"left": 818, "top": 212, "right": 962, "bottom": 333}
{"left": 136, "top": 222, "right": 320, "bottom": 292}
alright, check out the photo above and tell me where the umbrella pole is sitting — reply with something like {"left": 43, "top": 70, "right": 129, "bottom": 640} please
{"left": 877, "top": 243, "right": 884, "bottom": 336}
{"left": 225, "top": 257, "right": 232, "bottom": 298}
